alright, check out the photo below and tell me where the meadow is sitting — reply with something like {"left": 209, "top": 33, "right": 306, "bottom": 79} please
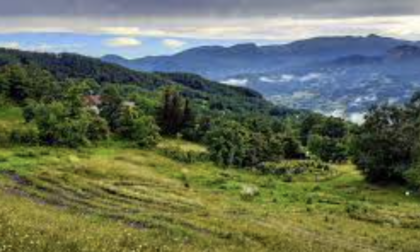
{"left": 0, "top": 106, "right": 420, "bottom": 252}
{"left": 0, "top": 140, "right": 419, "bottom": 252}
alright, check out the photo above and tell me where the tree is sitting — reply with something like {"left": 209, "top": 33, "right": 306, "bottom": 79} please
{"left": 351, "top": 105, "right": 417, "bottom": 183}
{"left": 158, "top": 88, "right": 195, "bottom": 136}
{"left": 24, "top": 82, "right": 110, "bottom": 147}
{"left": 244, "top": 133, "right": 269, "bottom": 166}
{"left": 277, "top": 135, "right": 303, "bottom": 160}
{"left": 205, "top": 120, "right": 250, "bottom": 167}
{"left": 312, "top": 117, "right": 347, "bottom": 139}
{"left": 100, "top": 85, "right": 124, "bottom": 131}
{"left": 299, "top": 114, "right": 323, "bottom": 146}
{"left": 112, "top": 103, "right": 161, "bottom": 147}
{"left": 0, "top": 65, "right": 58, "bottom": 103}
{"left": 131, "top": 116, "right": 161, "bottom": 147}
{"left": 308, "top": 135, "right": 347, "bottom": 163}
{"left": 87, "top": 116, "right": 110, "bottom": 142}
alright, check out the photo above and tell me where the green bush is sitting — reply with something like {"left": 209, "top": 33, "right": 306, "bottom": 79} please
{"left": 205, "top": 120, "right": 250, "bottom": 167}
{"left": 257, "top": 160, "right": 330, "bottom": 176}
{"left": 25, "top": 95, "right": 110, "bottom": 148}
{"left": 87, "top": 117, "right": 110, "bottom": 142}
{"left": 10, "top": 125, "right": 39, "bottom": 145}
{"left": 159, "top": 147, "right": 208, "bottom": 163}
{"left": 131, "top": 116, "right": 161, "bottom": 148}
{"left": 308, "top": 135, "right": 347, "bottom": 163}
{"left": 405, "top": 166, "right": 420, "bottom": 190}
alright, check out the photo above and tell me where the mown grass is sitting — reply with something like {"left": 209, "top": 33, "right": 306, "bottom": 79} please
{"left": 0, "top": 142, "right": 420, "bottom": 252}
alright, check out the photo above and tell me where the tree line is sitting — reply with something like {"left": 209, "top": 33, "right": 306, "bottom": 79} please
{"left": 2, "top": 63, "right": 419, "bottom": 190}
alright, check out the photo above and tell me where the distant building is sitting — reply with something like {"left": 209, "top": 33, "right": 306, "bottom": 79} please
{"left": 84, "top": 95, "right": 102, "bottom": 107}
{"left": 83, "top": 95, "right": 136, "bottom": 114}
{"left": 84, "top": 95, "right": 102, "bottom": 114}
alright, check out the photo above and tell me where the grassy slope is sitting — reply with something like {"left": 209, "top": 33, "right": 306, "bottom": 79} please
{"left": 1, "top": 108, "right": 420, "bottom": 252}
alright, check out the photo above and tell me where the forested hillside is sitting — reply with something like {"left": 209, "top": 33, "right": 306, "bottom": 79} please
{"left": 0, "top": 48, "right": 280, "bottom": 116}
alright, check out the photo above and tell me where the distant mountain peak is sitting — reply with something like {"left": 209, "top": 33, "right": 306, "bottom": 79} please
{"left": 367, "top": 34, "right": 381, "bottom": 38}
{"left": 101, "top": 34, "right": 414, "bottom": 79}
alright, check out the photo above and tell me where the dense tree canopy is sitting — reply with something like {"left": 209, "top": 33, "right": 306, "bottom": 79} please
{"left": 351, "top": 100, "right": 420, "bottom": 184}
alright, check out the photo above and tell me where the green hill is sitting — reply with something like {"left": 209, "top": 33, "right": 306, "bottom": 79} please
{"left": 0, "top": 48, "right": 287, "bottom": 116}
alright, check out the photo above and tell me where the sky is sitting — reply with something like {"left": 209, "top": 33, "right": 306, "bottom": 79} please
{"left": 0, "top": 0, "right": 420, "bottom": 58}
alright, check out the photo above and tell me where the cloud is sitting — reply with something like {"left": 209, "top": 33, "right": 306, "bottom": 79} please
{"left": 0, "top": 42, "right": 20, "bottom": 49}
{"left": 1, "top": 0, "right": 420, "bottom": 18}
{"left": 100, "top": 27, "right": 168, "bottom": 37}
{"left": 2, "top": 15, "right": 420, "bottom": 41}
{"left": 162, "top": 39, "right": 186, "bottom": 49}
{"left": 104, "top": 37, "right": 142, "bottom": 47}
{"left": 221, "top": 78, "right": 249, "bottom": 87}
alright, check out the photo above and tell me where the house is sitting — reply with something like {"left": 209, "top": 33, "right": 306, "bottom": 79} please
{"left": 84, "top": 95, "right": 102, "bottom": 114}
{"left": 84, "top": 95, "right": 102, "bottom": 107}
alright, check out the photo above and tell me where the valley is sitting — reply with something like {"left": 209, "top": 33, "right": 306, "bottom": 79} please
{"left": 103, "top": 35, "right": 420, "bottom": 121}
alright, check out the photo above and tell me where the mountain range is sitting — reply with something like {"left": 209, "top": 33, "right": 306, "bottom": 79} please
{"left": 102, "top": 35, "right": 420, "bottom": 122}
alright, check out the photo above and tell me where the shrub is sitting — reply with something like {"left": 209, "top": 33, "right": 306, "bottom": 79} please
{"left": 86, "top": 116, "right": 110, "bottom": 142}
{"left": 159, "top": 146, "right": 208, "bottom": 163}
{"left": 51, "top": 118, "right": 91, "bottom": 148}
{"left": 405, "top": 166, "right": 420, "bottom": 190}
{"left": 10, "top": 125, "right": 39, "bottom": 145}
{"left": 205, "top": 120, "right": 250, "bottom": 167}
{"left": 308, "top": 135, "right": 347, "bottom": 163}
{"left": 130, "top": 116, "right": 161, "bottom": 148}
{"left": 25, "top": 100, "right": 110, "bottom": 148}
{"left": 257, "top": 160, "right": 330, "bottom": 177}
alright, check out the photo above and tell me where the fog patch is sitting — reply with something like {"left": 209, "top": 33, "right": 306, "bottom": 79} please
{"left": 221, "top": 78, "right": 248, "bottom": 87}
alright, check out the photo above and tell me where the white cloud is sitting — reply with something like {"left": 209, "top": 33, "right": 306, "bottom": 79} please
{"left": 104, "top": 37, "right": 142, "bottom": 47}
{"left": 259, "top": 76, "right": 277, "bottom": 83}
{"left": 221, "top": 78, "right": 248, "bottom": 87}
{"left": 300, "top": 73, "right": 325, "bottom": 82}
{"left": 101, "top": 27, "right": 167, "bottom": 37}
{"left": 162, "top": 39, "right": 186, "bottom": 49}
{"left": 260, "top": 74, "right": 296, "bottom": 83}
{"left": 1, "top": 15, "right": 420, "bottom": 41}
{"left": 0, "top": 41, "right": 20, "bottom": 49}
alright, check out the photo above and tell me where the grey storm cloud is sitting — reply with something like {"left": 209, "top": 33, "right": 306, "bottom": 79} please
{"left": 2, "top": 0, "right": 420, "bottom": 18}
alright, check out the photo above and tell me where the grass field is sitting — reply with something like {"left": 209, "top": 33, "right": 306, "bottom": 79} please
{"left": 0, "top": 107, "right": 420, "bottom": 252}
{"left": 0, "top": 142, "right": 420, "bottom": 252}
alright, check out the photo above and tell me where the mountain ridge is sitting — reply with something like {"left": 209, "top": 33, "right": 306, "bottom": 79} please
{"left": 100, "top": 35, "right": 420, "bottom": 119}
{"left": 102, "top": 34, "right": 414, "bottom": 79}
